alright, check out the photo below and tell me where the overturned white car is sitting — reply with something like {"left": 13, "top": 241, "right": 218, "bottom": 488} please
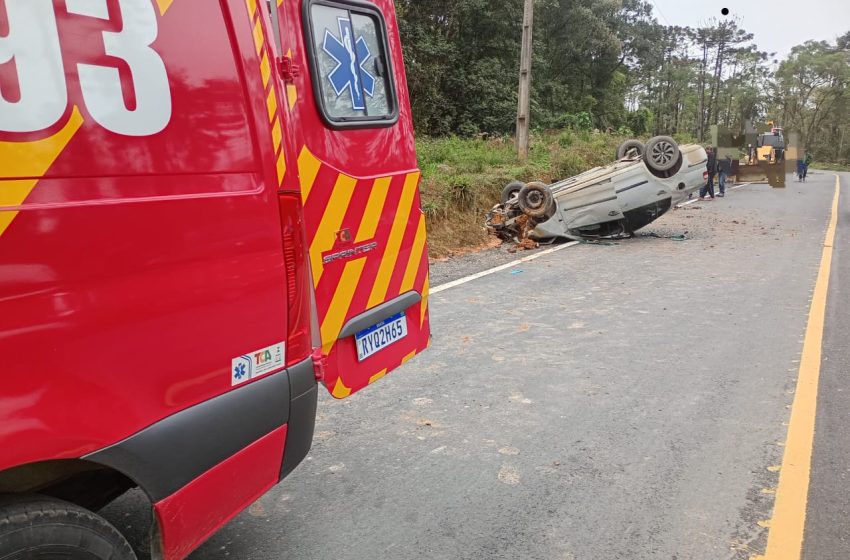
{"left": 487, "top": 136, "right": 708, "bottom": 242}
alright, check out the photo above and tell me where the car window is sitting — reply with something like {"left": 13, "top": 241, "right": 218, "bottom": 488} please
{"left": 307, "top": 1, "right": 397, "bottom": 126}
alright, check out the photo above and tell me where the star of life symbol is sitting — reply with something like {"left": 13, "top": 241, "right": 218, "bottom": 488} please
{"left": 323, "top": 17, "right": 376, "bottom": 111}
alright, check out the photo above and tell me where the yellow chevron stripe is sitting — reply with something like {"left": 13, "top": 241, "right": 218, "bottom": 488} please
{"left": 260, "top": 53, "right": 271, "bottom": 88}
{"left": 252, "top": 18, "right": 264, "bottom": 54}
{"left": 266, "top": 89, "right": 278, "bottom": 122}
{"left": 400, "top": 213, "right": 427, "bottom": 293}
{"left": 420, "top": 273, "right": 430, "bottom": 327}
{"left": 355, "top": 177, "right": 391, "bottom": 243}
{"left": 297, "top": 148, "right": 322, "bottom": 203}
{"left": 320, "top": 257, "right": 367, "bottom": 352}
{"left": 369, "top": 369, "right": 388, "bottom": 384}
{"left": 244, "top": 0, "right": 257, "bottom": 18}
{"left": 367, "top": 172, "right": 420, "bottom": 308}
{"left": 276, "top": 154, "right": 286, "bottom": 186}
{"left": 310, "top": 173, "right": 357, "bottom": 286}
{"left": 331, "top": 378, "right": 352, "bottom": 399}
{"left": 0, "top": 108, "right": 85, "bottom": 238}
{"left": 156, "top": 0, "right": 174, "bottom": 15}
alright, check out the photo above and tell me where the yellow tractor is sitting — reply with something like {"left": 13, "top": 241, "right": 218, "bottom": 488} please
{"left": 736, "top": 122, "right": 789, "bottom": 186}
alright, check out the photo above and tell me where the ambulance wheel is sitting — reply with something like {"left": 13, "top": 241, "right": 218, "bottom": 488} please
{"left": 0, "top": 495, "right": 137, "bottom": 560}
{"left": 501, "top": 181, "right": 526, "bottom": 205}
{"left": 517, "top": 182, "right": 554, "bottom": 219}
{"left": 644, "top": 136, "right": 680, "bottom": 172}
{"left": 616, "top": 139, "right": 645, "bottom": 159}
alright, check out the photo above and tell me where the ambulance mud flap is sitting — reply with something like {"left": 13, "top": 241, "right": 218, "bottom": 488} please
{"left": 84, "top": 358, "right": 317, "bottom": 501}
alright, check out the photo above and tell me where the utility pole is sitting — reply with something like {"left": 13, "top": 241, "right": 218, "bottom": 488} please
{"left": 516, "top": 0, "right": 534, "bottom": 160}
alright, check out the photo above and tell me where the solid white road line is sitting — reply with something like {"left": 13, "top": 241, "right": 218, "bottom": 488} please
{"left": 434, "top": 181, "right": 756, "bottom": 295}
{"left": 431, "top": 241, "right": 581, "bottom": 295}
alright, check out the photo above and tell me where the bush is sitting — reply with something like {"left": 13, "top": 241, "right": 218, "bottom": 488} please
{"left": 627, "top": 108, "right": 654, "bottom": 136}
{"left": 558, "top": 130, "right": 575, "bottom": 148}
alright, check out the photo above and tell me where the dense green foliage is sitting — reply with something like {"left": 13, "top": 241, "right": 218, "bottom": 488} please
{"left": 396, "top": 1, "right": 850, "bottom": 164}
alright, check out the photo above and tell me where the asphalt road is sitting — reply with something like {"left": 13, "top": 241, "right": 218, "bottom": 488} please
{"left": 103, "top": 171, "right": 848, "bottom": 559}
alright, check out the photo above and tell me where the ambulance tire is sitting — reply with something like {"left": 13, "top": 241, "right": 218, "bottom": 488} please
{"left": 518, "top": 182, "right": 554, "bottom": 219}
{"left": 501, "top": 181, "right": 526, "bottom": 205}
{"left": 0, "top": 494, "right": 137, "bottom": 560}
{"left": 644, "top": 136, "right": 681, "bottom": 172}
{"left": 616, "top": 139, "right": 645, "bottom": 160}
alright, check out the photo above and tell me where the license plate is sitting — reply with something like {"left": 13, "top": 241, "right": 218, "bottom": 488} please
{"left": 355, "top": 312, "right": 408, "bottom": 362}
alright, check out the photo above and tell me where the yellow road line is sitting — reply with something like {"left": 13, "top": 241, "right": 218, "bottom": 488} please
{"left": 754, "top": 176, "right": 841, "bottom": 560}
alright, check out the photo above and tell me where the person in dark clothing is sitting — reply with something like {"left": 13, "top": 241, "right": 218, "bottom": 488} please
{"left": 717, "top": 155, "right": 732, "bottom": 197}
{"left": 700, "top": 147, "right": 717, "bottom": 200}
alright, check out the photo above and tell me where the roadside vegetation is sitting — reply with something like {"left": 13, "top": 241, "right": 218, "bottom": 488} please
{"left": 399, "top": 1, "right": 848, "bottom": 257}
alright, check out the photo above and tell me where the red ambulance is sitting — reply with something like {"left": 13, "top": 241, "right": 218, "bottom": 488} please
{"left": 0, "top": 0, "right": 430, "bottom": 558}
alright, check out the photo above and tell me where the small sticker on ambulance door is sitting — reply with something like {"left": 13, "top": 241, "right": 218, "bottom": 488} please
{"left": 231, "top": 342, "right": 285, "bottom": 386}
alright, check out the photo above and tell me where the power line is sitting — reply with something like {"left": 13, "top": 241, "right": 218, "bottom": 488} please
{"left": 649, "top": 0, "right": 671, "bottom": 26}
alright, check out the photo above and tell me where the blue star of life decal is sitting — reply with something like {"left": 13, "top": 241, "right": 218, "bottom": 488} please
{"left": 233, "top": 362, "right": 247, "bottom": 381}
{"left": 323, "top": 17, "right": 376, "bottom": 111}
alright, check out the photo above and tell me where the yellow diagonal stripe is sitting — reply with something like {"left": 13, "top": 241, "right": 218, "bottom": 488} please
{"left": 266, "top": 89, "right": 278, "bottom": 122}
{"left": 0, "top": 108, "right": 85, "bottom": 238}
{"left": 0, "top": 180, "right": 36, "bottom": 237}
{"left": 286, "top": 84, "right": 298, "bottom": 111}
{"left": 260, "top": 53, "right": 271, "bottom": 87}
{"left": 331, "top": 378, "right": 352, "bottom": 399}
{"left": 1, "top": 107, "right": 84, "bottom": 179}
{"left": 400, "top": 213, "right": 427, "bottom": 293}
{"left": 252, "top": 18, "right": 264, "bottom": 54}
{"left": 367, "top": 172, "right": 420, "bottom": 308}
{"left": 355, "top": 177, "right": 391, "bottom": 243}
{"left": 320, "top": 258, "right": 367, "bottom": 352}
{"left": 420, "top": 273, "right": 430, "bottom": 327}
{"left": 310, "top": 173, "right": 357, "bottom": 286}
{"left": 401, "top": 350, "right": 417, "bottom": 364}
{"left": 244, "top": 0, "right": 257, "bottom": 18}
{"left": 276, "top": 155, "right": 286, "bottom": 186}
{"left": 271, "top": 121, "right": 282, "bottom": 152}
{"left": 156, "top": 0, "right": 174, "bottom": 15}
{"left": 369, "top": 369, "right": 388, "bottom": 385}
{"left": 297, "top": 148, "right": 322, "bottom": 203}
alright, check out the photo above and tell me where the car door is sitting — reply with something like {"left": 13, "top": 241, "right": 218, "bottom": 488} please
{"left": 270, "top": 0, "right": 430, "bottom": 398}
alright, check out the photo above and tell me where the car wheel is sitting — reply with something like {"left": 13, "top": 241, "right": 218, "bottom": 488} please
{"left": 616, "top": 139, "right": 645, "bottom": 160}
{"left": 501, "top": 180, "right": 526, "bottom": 205}
{"left": 644, "top": 136, "right": 680, "bottom": 172}
{"left": 517, "top": 182, "right": 554, "bottom": 219}
{"left": 0, "top": 495, "right": 137, "bottom": 560}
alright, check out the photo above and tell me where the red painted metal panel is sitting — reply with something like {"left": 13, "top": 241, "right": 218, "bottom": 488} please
{"left": 0, "top": 0, "right": 290, "bottom": 469}
{"left": 154, "top": 425, "right": 288, "bottom": 560}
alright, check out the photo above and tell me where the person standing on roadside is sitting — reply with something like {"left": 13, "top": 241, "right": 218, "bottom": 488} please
{"left": 700, "top": 146, "right": 717, "bottom": 200}
{"left": 804, "top": 151, "right": 813, "bottom": 181}
{"left": 717, "top": 154, "right": 732, "bottom": 197}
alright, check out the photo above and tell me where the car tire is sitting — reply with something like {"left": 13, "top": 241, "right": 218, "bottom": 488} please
{"left": 501, "top": 180, "right": 526, "bottom": 205}
{"left": 517, "top": 182, "right": 554, "bottom": 219}
{"left": 644, "top": 136, "right": 680, "bottom": 172}
{"left": 0, "top": 494, "right": 137, "bottom": 560}
{"left": 616, "top": 139, "right": 645, "bottom": 160}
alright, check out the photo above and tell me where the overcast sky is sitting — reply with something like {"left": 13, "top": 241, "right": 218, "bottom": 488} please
{"left": 650, "top": 0, "right": 850, "bottom": 60}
